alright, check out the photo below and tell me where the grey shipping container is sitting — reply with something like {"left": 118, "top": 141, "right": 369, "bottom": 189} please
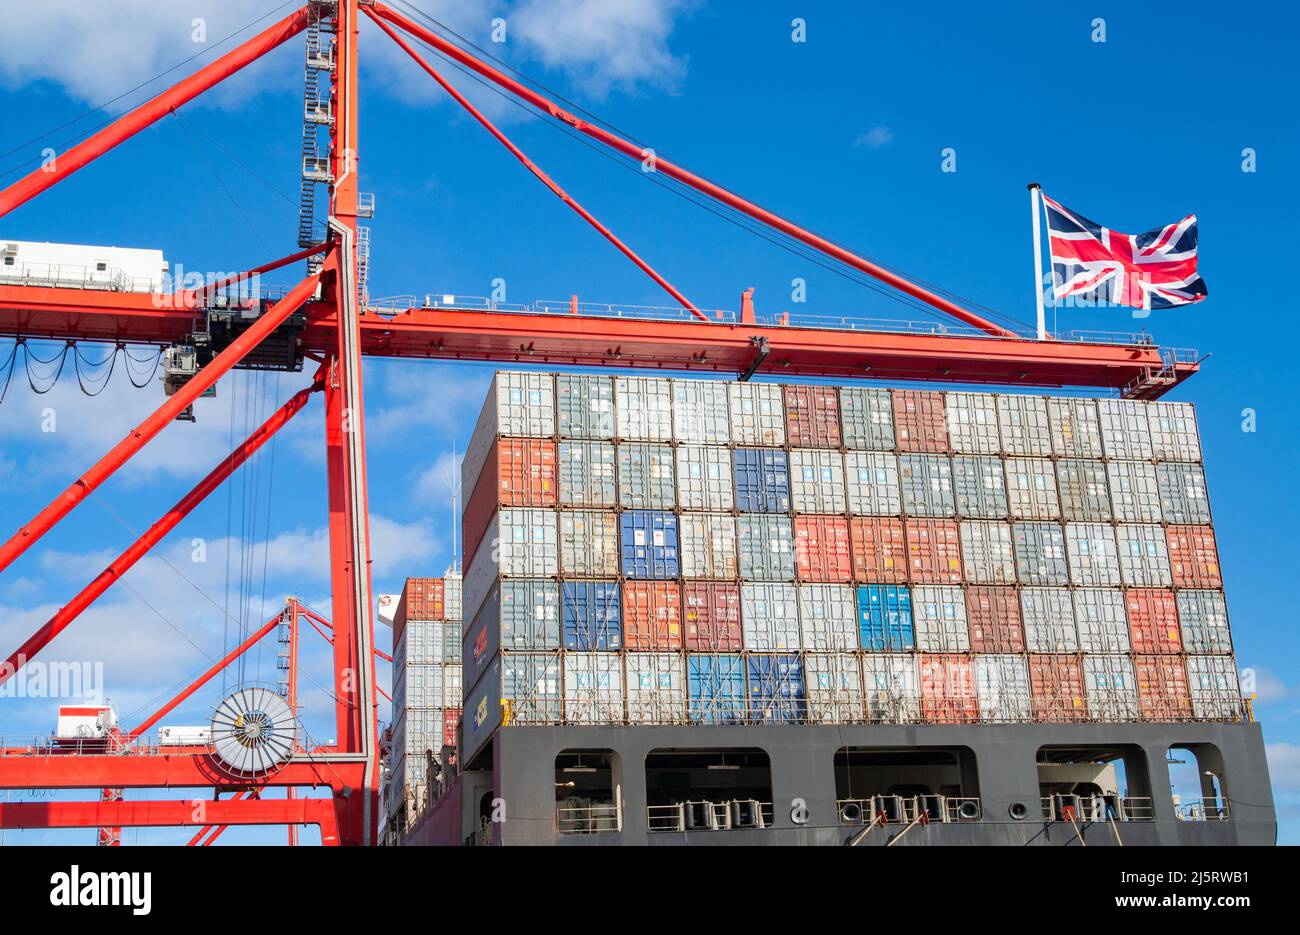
{"left": 790, "top": 449, "right": 847, "bottom": 513}
{"left": 953, "top": 455, "right": 1008, "bottom": 519}
{"left": 960, "top": 520, "right": 1016, "bottom": 584}
{"left": 556, "top": 374, "right": 614, "bottom": 439}
{"left": 1157, "top": 462, "right": 1212, "bottom": 524}
{"left": 839, "top": 387, "right": 895, "bottom": 450}
{"left": 1108, "top": 460, "right": 1163, "bottom": 523}
{"left": 975, "top": 654, "right": 1032, "bottom": 722}
{"left": 676, "top": 445, "right": 734, "bottom": 511}
{"left": 563, "top": 653, "right": 625, "bottom": 724}
{"left": 1005, "top": 457, "right": 1061, "bottom": 520}
{"left": 615, "top": 376, "right": 673, "bottom": 441}
{"left": 1057, "top": 459, "right": 1113, "bottom": 522}
{"left": 1186, "top": 655, "right": 1241, "bottom": 720}
{"left": 1098, "top": 398, "right": 1154, "bottom": 460}
{"left": 1083, "top": 654, "right": 1140, "bottom": 721}
{"left": 1064, "top": 522, "right": 1122, "bottom": 587}
{"left": 1149, "top": 401, "right": 1202, "bottom": 462}
{"left": 998, "top": 395, "right": 1053, "bottom": 457}
{"left": 559, "top": 511, "right": 620, "bottom": 577}
{"left": 899, "top": 454, "right": 955, "bottom": 516}
{"left": 618, "top": 442, "right": 676, "bottom": 509}
{"left": 741, "top": 582, "right": 802, "bottom": 650}
{"left": 672, "top": 379, "right": 731, "bottom": 444}
{"left": 912, "top": 585, "right": 970, "bottom": 652}
{"left": 805, "top": 652, "right": 865, "bottom": 722}
{"left": 1074, "top": 589, "right": 1131, "bottom": 653}
{"left": 1177, "top": 591, "right": 1234, "bottom": 654}
{"left": 679, "top": 513, "right": 738, "bottom": 579}
{"left": 737, "top": 514, "right": 795, "bottom": 581}
{"left": 797, "top": 584, "right": 857, "bottom": 651}
{"left": 845, "top": 451, "right": 902, "bottom": 515}
{"left": 728, "top": 382, "right": 786, "bottom": 446}
{"left": 946, "top": 392, "right": 1001, "bottom": 454}
{"left": 861, "top": 654, "right": 921, "bottom": 722}
{"left": 1020, "top": 587, "right": 1078, "bottom": 652}
{"left": 625, "top": 652, "right": 686, "bottom": 723}
{"left": 462, "top": 508, "right": 559, "bottom": 623}
{"left": 463, "top": 372, "right": 556, "bottom": 491}
{"left": 462, "top": 579, "right": 561, "bottom": 691}
{"left": 1014, "top": 521, "right": 1069, "bottom": 586}
{"left": 558, "top": 441, "right": 617, "bottom": 507}
{"left": 1116, "top": 524, "right": 1173, "bottom": 587}
{"left": 1048, "top": 397, "right": 1104, "bottom": 458}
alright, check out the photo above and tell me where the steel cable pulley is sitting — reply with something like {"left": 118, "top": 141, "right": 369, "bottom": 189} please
{"left": 209, "top": 685, "right": 296, "bottom": 780}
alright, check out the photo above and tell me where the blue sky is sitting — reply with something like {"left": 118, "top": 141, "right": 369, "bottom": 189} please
{"left": 1, "top": 0, "right": 1297, "bottom": 844}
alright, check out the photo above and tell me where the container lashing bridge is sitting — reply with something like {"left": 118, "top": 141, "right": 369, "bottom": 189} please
{"left": 0, "top": 0, "right": 1197, "bottom": 845}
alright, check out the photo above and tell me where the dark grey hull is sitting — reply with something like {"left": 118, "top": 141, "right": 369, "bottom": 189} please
{"left": 402, "top": 720, "right": 1275, "bottom": 846}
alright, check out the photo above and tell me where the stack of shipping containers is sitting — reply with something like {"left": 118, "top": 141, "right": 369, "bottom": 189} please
{"left": 458, "top": 371, "right": 1243, "bottom": 758}
{"left": 389, "top": 574, "right": 463, "bottom": 813}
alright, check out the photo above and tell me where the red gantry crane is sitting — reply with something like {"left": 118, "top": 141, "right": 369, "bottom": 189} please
{"left": 0, "top": 0, "right": 1197, "bottom": 845}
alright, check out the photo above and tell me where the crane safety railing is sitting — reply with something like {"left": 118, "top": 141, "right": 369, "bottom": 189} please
{"left": 646, "top": 798, "right": 774, "bottom": 832}
{"left": 0, "top": 261, "right": 164, "bottom": 295}
{"left": 1175, "top": 798, "right": 1231, "bottom": 822}
{"left": 1041, "top": 794, "right": 1156, "bottom": 822}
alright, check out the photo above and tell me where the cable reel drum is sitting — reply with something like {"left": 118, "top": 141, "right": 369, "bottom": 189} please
{"left": 209, "top": 685, "right": 297, "bottom": 780}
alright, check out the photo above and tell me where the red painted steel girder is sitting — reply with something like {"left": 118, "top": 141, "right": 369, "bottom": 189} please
{"left": 0, "top": 285, "right": 1195, "bottom": 394}
{"left": 0, "top": 752, "right": 365, "bottom": 791}
{"left": 0, "top": 796, "right": 338, "bottom": 841}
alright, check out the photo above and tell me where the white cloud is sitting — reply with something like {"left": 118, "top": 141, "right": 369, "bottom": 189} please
{"left": 1267, "top": 743, "right": 1300, "bottom": 792}
{"left": 366, "top": 362, "right": 490, "bottom": 442}
{"left": 854, "top": 126, "right": 894, "bottom": 149}
{"left": 414, "top": 450, "right": 462, "bottom": 503}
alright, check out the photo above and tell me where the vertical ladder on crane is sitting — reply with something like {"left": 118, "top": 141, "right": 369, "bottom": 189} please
{"left": 299, "top": 3, "right": 336, "bottom": 273}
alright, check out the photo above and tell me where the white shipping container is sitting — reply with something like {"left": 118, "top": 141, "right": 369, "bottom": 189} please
{"left": 1073, "top": 589, "right": 1131, "bottom": 653}
{"left": 444, "top": 575, "right": 463, "bottom": 622}
{"left": 1020, "top": 587, "right": 1078, "bottom": 652}
{"left": 462, "top": 509, "right": 559, "bottom": 621}
{"left": 1186, "top": 655, "right": 1242, "bottom": 720}
{"left": 556, "top": 374, "right": 614, "bottom": 439}
{"left": 946, "top": 392, "right": 1001, "bottom": 454}
{"left": 679, "top": 513, "right": 738, "bottom": 579}
{"left": 839, "top": 387, "right": 895, "bottom": 450}
{"left": 912, "top": 585, "right": 970, "bottom": 652}
{"left": 1056, "top": 459, "right": 1113, "bottom": 522}
{"left": 1116, "top": 524, "right": 1173, "bottom": 587}
{"left": 1148, "top": 401, "right": 1201, "bottom": 462}
{"left": 741, "top": 583, "right": 801, "bottom": 650}
{"left": 463, "top": 372, "right": 556, "bottom": 491}
{"left": 1004, "top": 457, "right": 1060, "bottom": 520}
{"left": 1048, "top": 398, "right": 1104, "bottom": 458}
{"left": 899, "top": 454, "right": 955, "bottom": 516}
{"left": 844, "top": 451, "right": 902, "bottom": 515}
{"left": 559, "top": 511, "right": 620, "bottom": 577}
{"left": 1156, "top": 462, "right": 1211, "bottom": 525}
{"left": 737, "top": 514, "right": 795, "bottom": 581}
{"left": 727, "top": 382, "right": 786, "bottom": 446}
{"left": 625, "top": 653, "right": 686, "bottom": 723}
{"left": 563, "top": 653, "right": 625, "bottom": 724}
{"left": 960, "top": 521, "right": 1016, "bottom": 584}
{"left": 998, "top": 395, "right": 1053, "bottom": 457}
{"left": 862, "top": 654, "right": 921, "bottom": 722}
{"left": 1064, "top": 522, "right": 1121, "bottom": 587}
{"left": 558, "top": 440, "right": 617, "bottom": 507}
{"left": 1177, "top": 591, "right": 1233, "bottom": 654}
{"left": 797, "top": 584, "right": 857, "bottom": 650}
{"left": 617, "top": 443, "right": 676, "bottom": 509}
{"left": 672, "top": 379, "right": 731, "bottom": 444}
{"left": 790, "top": 449, "right": 847, "bottom": 513}
{"left": 615, "top": 376, "right": 673, "bottom": 441}
{"left": 1107, "top": 460, "right": 1163, "bottom": 523}
{"left": 952, "top": 455, "right": 1008, "bottom": 519}
{"left": 1083, "top": 654, "right": 1140, "bottom": 721}
{"left": 1098, "top": 398, "right": 1154, "bottom": 460}
{"left": 804, "top": 652, "right": 865, "bottom": 722}
{"left": 974, "top": 654, "right": 1031, "bottom": 722}
{"left": 675, "top": 445, "right": 734, "bottom": 511}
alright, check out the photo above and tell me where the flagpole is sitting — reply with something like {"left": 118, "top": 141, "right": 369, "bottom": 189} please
{"left": 1028, "top": 182, "right": 1047, "bottom": 340}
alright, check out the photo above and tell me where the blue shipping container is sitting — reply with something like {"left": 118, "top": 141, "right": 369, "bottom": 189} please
{"left": 687, "top": 654, "right": 746, "bottom": 723}
{"left": 856, "top": 585, "right": 915, "bottom": 651}
{"left": 621, "top": 510, "right": 680, "bottom": 579}
{"left": 746, "top": 654, "right": 806, "bottom": 723}
{"left": 733, "top": 448, "right": 791, "bottom": 513}
{"left": 562, "top": 581, "right": 623, "bottom": 651}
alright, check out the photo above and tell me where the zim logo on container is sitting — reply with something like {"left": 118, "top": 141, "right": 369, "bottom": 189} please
{"left": 50, "top": 865, "right": 151, "bottom": 916}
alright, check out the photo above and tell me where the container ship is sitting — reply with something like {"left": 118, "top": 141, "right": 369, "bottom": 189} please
{"left": 382, "top": 371, "right": 1275, "bottom": 846}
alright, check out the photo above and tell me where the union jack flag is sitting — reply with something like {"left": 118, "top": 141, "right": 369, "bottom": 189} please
{"left": 1043, "top": 194, "right": 1207, "bottom": 310}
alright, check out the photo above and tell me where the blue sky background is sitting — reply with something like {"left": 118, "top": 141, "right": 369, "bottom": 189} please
{"left": 0, "top": 0, "right": 1296, "bottom": 844}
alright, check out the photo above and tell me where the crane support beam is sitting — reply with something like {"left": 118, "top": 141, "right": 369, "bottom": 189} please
{"left": 368, "top": 2, "right": 1015, "bottom": 338}
{"left": 0, "top": 382, "right": 317, "bottom": 686}
{"left": 0, "top": 753, "right": 365, "bottom": 791}
{"left": 370, "top": 12, "right": 705, "bottom": 320}
{"left": 0, "top": 797, "right": 339, "bottom": 841}
{"left": 0, "top": 287, "right": 1196, "bottom": 396}
{"left": 0, "top": 6, "right": 312, "bottom": 220}
{"left": 0, "top": 274, "right": 320, "bottom": 578}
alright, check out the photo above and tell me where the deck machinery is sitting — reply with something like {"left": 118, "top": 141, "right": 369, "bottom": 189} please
{"left": 0, "top": 0, "right": 1268, "bottom": 845}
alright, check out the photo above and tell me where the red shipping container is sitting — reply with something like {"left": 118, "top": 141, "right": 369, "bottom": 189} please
{"left": 892, "top": 389, "right": 948, "bottom": 452}
{"left": 1028, "top": 654, "right": 1088, "bottom": 722}
{"left": 397, "top": 577, "right": 445, "bottom": 639}
{"left": 783, "top": 385, "right": 841, "bottom": 447}
{"left": 794, "top": 515, "right": 853, "bottom": 582}
{"left": 1126, "top": 589, "right": 1182, "bottom": 654}
{"left": 682, "top": 582, "right": 743, "bottom": 651}
{"left": 1134, "top": 654, "right": 1193, "bottom": 720}
{"left": 1166, "top": 525, "right": 1222, "bottom": 589}
{"left": 849, "top": 517, "right": 908, "bottom": 583}
{"left": 966, "top": 586, "right": 1024, "bottom": 652}
{"left": 623, "top": 581, "right": 683, "bottom": 650}
{"left": 463, "top": 438, "right": 557, "bottom": 566}
{"left": 904, "top": 518, "right": 963, "bottom": 584}
{"left": 919, "top": 654, "right": 978, "bottom": 723}
{"left": 442, "top": 708, "right": 461, "bottom": 748}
